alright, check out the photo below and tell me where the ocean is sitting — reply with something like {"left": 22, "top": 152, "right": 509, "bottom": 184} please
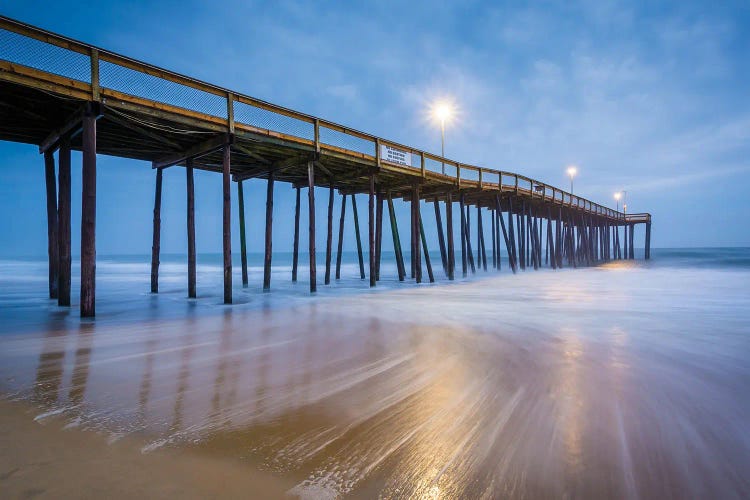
{"left": 1, "top": 248, "right": 749, "bottom": 498}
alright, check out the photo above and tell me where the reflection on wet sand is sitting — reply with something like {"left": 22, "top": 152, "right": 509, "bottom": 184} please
{"left": 2, "top": 266, "right": 750, "bottom": 498}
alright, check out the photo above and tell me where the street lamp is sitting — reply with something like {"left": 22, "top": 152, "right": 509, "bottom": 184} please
{"left": 614, "top": 191, "right": 622, "bottom": 212}
{"left": 566, "top": 166, "right": 578, "bottom": 193}
{"left": 431, "top": 100, "right": 454, "bottom": 175}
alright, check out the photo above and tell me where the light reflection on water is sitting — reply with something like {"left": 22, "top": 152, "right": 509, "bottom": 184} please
{"left": 1, "top": 250, "right": 750, "bottom": 497}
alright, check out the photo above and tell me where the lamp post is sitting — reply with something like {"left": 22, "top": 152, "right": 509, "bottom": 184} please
{"left": 431, "top": 101, "right": 454, "bottom": 175}
{"left": 566, "top": 166, "right": 578, "bottom": 194}
{"left": 614, "top": 191, "right": 622, "bottom": 212}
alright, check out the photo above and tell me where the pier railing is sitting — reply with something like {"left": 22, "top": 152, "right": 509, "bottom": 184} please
{"left": 0, "top": 16, "right": 630, "bottom": 220}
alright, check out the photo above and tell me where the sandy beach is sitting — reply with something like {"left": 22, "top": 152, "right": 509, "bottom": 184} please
{"left": 1, "top": 252, "right": 750, "bottom": 498}
{"left": 0, "top": 398, "right": 292, "bottom": 499}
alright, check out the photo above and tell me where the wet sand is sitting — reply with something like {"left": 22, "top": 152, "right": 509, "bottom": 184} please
{"left": 1, "top": 257, "right": 750, "bottom": 498}
{"left": 0, "top": 398, "right": 291, "bottom": 498}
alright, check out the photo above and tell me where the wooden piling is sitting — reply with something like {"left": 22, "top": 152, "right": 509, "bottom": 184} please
{"left": 496, "top": 195, "right": 516, "bottom": 273}
{"left": 478, "top": 206, "right": 487, "bottom": 271}
{"left": 375, "top": 190, "right": 383, "bottom": 281}
{"left": 222, "top": 145, "right": 232, "bottom": 304}
{"left": 419, "top": 213, "right": 435, "bottom": 283}
{"left": 413, "top": 183, "right": 422, "bottom": 283}
{"left": 387, "top": 191, "right": 406, "bottom": 281}
{"left": 460, "top": 193, "right": 468, "bottom": 277}
{"left": 645, "top": 222, "right": 652, "bottom": 260}
{"left": 446, "top": 192, "right": 455, "bottom": 280}
{"left": 186, "top": 159, "right": 196, "bottom": 298}
{"left": 263, "top": 169, "right": 274, "bottom": 291}
{"left": 307, "top": 161, "right": 316, "bottom": 292}
{"left": 292, "top": 186, "right": 301, "bottom": 282}
{"left": 369, "top": 174, "right": 376, "bottom": 287}
{"left": 325, "top": 181, "right": 334, "bottom": 285}
{"left": 433, "top": 197, "right": 448, "bottom": 276}
{"left": 629, "top": 224, "right": 635, "bottom": 259}
{"left": 151, "top": 168, "right": 163, "bottom": 293}
{"left": 508, "top": 198, "right": 518, "bottom": 269}
{"left": 57, "top": 141, "right": 71, "bottom": 306}
{"left": 351, "top": 194, "right": 365, "bottom": 279}
{"left": 491, "top": 208, "right": 497, "bottom": 269}
{"left": 465, "top": 202, "right": 476, "bottom": 274}
{"left": 80, "top": 111, "right": 97, "bottom": 317}
{"left": 44, "top": 150, "right": 59, "bottom": 300}
{"left": 237, "top": 180, "right": 248, "bottom": 287}
{"left": 335, "top": 193, "right": 346, "bottom": 280}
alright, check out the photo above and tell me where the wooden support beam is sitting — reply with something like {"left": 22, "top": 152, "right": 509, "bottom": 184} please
{"left": 387, "top": 191, "right": 406, "bottom": 281}
{"left": 369, "top": 174, "right": 377, "bottom": 287}
{"left": 478, "top": 206, "right": 487, "bottom": 271}
{"left": 335, "top": 193, "right": 346, "bottom": 280}
{"left": 495, "top": 195, "right": 515, "bottom": 273}
{"left": 103, "top": 110, "right": 181, "bottom": 149}
{"left": 39, "top": 105, "right": 90, "bottom": 154}
{"left": 222, "top": 145, "right": 232, "bottom": 304}
{"left": 460, "top": 193, "right": 468, "bottom": 277}
{"left": 233, "top": 143, "right": 271, "bottom": 165}
{"left": 80, "top": 111, "right": 96, "bottom": 317}
{"left": 433, "top": 197, "right": 448, "bottom": 276}
{"left": 645, "top": 222, "right": 652, "bottom": 260}
{"left": 44, "top": 149, "right": 58, "bottom": 299}
{"left": 186, "top": 159, "right": 196, "bottom": 298}
{"left": 153, "top": 133, "right": 232, "bottom": 169}
{"left": 263, "top": 169, "right": 274, "bottom": 291}
{"left": 413, "top": 183, "right": 422, "bottom": 284}
{"left": 293, "top": 187, "right": 301, "bottom": 282}
{"left": 150, "top": 168, "right": 163, "bottom": 293}
{"left": 491, "top": 208, "right": 497, "bottom": 269}
{"left": 352, "top": 194, "right": 365, "bottom": 280}
{"left": 508, "top": 198, "right": 518, "bottom": 270}
{"left": 419, "top": 212, "right": 435, "bottom": 283}
{"left": 375, "top": 190, "right": 384, "bottom": 281}
{"left": 308, "top": 161, "right": 317, "bottom": 292}
{"left": 57, "top": 140, "right": 71, "bottom": 306}
{"left": 446, "top": 192, "right": 455, "bottom": 280}
{"left": 325, "top": 181, "right": 334, "bottom": 285}
{"left": 238, "top": 180, "right": 248, "bottom": 288}
{"left": 465, "top": 203, "right": 476, "bottom": 274}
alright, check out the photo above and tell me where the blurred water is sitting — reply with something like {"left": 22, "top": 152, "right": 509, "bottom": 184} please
{"left": 0, "top": 248, "right": 749, "bottom": 498}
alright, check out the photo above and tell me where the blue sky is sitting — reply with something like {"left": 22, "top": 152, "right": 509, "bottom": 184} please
{"left": 1, "top": 0, "right": 749, "bottom": 257}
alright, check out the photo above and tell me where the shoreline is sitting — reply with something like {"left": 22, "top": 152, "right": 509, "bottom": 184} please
{"left": 0, "top": 398, "right": 293, "bottom": 499}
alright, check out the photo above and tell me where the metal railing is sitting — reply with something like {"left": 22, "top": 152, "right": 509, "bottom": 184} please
{"left": 0, "top": 16, "right": 633, "bottom": 221}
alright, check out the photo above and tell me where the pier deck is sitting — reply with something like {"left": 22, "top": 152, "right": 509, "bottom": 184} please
{"left": 0, "top": 16, "right": 651, "bottom": 317}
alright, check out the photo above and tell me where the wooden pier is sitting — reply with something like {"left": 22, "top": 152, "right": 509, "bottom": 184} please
{"left": 0, "top": 17, "right": 652, "bottom": 317}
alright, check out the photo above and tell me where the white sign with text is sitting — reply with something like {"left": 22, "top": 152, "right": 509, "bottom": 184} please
{"left": 380, "top": 144, "right": 411, "bottom": 167}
